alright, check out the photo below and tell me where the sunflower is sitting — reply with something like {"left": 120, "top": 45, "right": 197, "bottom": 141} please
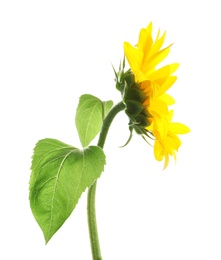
{"left": 118, "top": 23, "right": 190, "bottom": 168}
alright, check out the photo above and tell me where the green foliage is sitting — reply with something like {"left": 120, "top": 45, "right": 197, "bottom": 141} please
{"left": 29, "top": 138, "right": 106, "bottom": 243}
{"left": 75, "top": 94, "right": 113, "bottom": 147}
{"left": 103, "top": 100, "right": 114, "bottom": 119}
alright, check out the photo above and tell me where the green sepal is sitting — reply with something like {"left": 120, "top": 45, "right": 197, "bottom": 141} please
{"left": 124, "top": 87, "right": 147, "bottom": 103}
{"left": 120, "top": 124, "right": 133, "bottom": 148}
{"left": 125, "top": 100, "right": 144, "bottom": 116}
{"left": 133, "top": 114, "right": 150, "bottom": 127}
{"left": 29, "top": 138, "right": 106, "bottom": 243}
{"left": 113, "top": 57, "right": 135, "bottom": 93}
{"left": 123, "top": 70, "right": 134, "bottom": 89}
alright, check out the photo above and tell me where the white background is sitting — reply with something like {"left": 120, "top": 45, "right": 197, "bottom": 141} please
{"left": 1, "top": 0, "right": 221, "bottom": 259}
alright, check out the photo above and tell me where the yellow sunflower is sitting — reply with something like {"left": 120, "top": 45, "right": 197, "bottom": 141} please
{"left": 121, "top": 23, "right": 190, "bottom": 168}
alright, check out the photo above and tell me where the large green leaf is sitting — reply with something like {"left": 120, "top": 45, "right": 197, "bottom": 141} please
{"left": 29, "top": 138, "right": 105, "bottom": 243}
{"left": 75, "top": 94, "right": 113, "bottom": 147}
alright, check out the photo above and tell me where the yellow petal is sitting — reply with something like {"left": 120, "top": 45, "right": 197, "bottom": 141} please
{"left": 159, "top": 93, "right": 176, "bottom": 106}
{"left": 163, "top": 154, "right": 170, "bottom": 169}
{"left": 154, "top": 140, "right": 170, "bottom": 169}
{"left": 142, "top": 45, "right": 171, "bottom": 74}
{"left": 148, "top": 63, "right": 179, "bottom": 81}
{"left": 157, "top": 76, "right": 177, "bottom": 95}
{"left": 168, "top": 110, "right": 174, "bottom": 121}
{"left": 124, "top": 42, "right": 143, "bottom": 80}
{"left": 169, "top": 123, "right": 191, "bottom": 134}
{"left": 138, "top": 23, "right": 153, "bottom": 54}
{"left": 149, "top": 31, "right": 166, "bottom": 57}
{"left": 151, "top": 115, "right": 169, "bottom": 140}
{"left": 150, "top": 45, "right": 171, "bottom": 65}
{"left": 149, "top": 99, "right": 169, "bottom": 116}
{"left": 165, "top": 133, "right": 181, "bottom": 152}
{"left": 154, "top": 140, "right": 164, "bottom": 161}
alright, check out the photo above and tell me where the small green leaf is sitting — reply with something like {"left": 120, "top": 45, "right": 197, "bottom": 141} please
{"left": 102, "top": 100, "right": 114, "bottom": 118}
{"left": 75, "top": 94, "right": 113, "bottom": 147}
{"left": 29, "top": 138, "right": 106, "bottom": 243}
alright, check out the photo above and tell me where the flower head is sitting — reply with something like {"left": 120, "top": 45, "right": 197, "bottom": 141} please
{"left": 115, "top": 23, "right": 190, "bottom": 168}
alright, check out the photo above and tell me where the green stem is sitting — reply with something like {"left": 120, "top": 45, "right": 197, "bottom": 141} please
{"left": 87, "top": 101, "right": 125, "bottom": 260}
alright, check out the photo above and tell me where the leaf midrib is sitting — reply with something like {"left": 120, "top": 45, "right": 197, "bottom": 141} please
{"left": 47, "top": 148, "right": 76, "bottom": 241}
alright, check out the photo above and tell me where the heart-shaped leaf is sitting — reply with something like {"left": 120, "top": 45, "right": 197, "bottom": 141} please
{"left": 75, "top": 94, "right": 113, "bottom": 147}
{"left": 29, "top": 138, "right": 105, "bottom": 243}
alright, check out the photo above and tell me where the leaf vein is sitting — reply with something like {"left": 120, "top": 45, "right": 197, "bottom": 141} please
{"left": 47, "top": 149, "right": 76, "bottom": 241}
